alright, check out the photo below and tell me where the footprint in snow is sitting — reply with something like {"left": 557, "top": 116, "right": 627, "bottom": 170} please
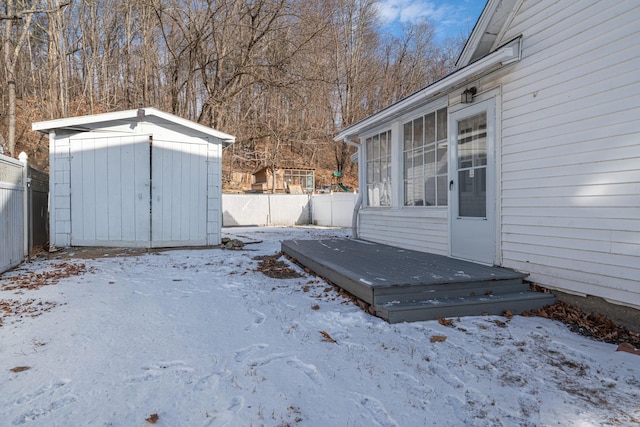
{"left": 208, "top": 396, "right": 245, "bottom": 427}
{"left": 126, "top": 360, "right": 193, "bottom": 384}
{"left": 13, "top": 395, "right": 78, "bottom": 425}
{"left": 247, "top": 354, "right": 324, "bottom": 385}
{"left": 14, "top": 379, "right": 70, "bottom": 405}
{"left": 244, "top": 308, "right": 266, "bottom": 331}
{"left": 234, "top": 343, "right": 268, "bottom": 362}
{"left": 354, "top": 393, "right": 398, "bottom": 427}
{"left": 194, "top": 370, "right": 231, "bottom": 392}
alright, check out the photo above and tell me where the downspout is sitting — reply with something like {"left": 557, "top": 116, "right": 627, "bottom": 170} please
{"left": 344, "top": 137, "right": 362, "bottom": 239}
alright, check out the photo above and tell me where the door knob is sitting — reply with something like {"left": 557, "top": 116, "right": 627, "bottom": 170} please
{"left": 449, "top": 180, "right": 454, "bottom": 190}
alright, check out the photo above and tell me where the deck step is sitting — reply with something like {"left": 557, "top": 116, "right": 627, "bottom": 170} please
{"left": 373, "top": 278, "right": 529, "bottom": 306}
{"left": 375, "top": 291, "right": 557, "bottom": 324}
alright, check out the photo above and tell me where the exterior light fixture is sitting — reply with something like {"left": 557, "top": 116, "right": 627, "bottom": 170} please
{"left": 137, "top": 108, "right": 145, "bottom": 120}
{"left": 461, "top": 87, "right": 477, "bottom": 104}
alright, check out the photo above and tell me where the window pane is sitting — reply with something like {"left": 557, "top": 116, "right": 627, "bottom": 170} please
{"left": 425, "top": 112, "right": 435, "bottom": 144}
{"left": 412, "top": 148, "right": 424, "bottom": 177}
{"left": 437, "top": 108, "right": 447, "bottom": 140}
{"left": 403, "top": 122, "right": 412, "bottom": 150}
{"left": 413, "top": 117, "right": 423, "bottom": 149}
{"left": 412, "top": 179, "right": 424, "bottom": 206}
{"left": 368, "top": 185, "right": 378, "bottom": 207}
{"left": 366, "top": 138, "right": 373, "bottom": 159}
{"left": 436, "top": 141, "right": 448, "bottom": 175}
{"left": 458, "top": 168, "right": 486, "bottom": 217}
{"left": 424, "top": 144, "right": 436, "bottom": 177}
{"left": 367, "top": 160, "right": 374, "bottom": 183}
{"left": 457, "top": 125, "right": 474, "bottom": 169}
{"left": 380, "top": 131, "right": 387, "bottom": 158}
{"left": 475, "top": 123, "right": 487, "bottom": 166}
{"left": 372, "top": 134, "right": 379, "bottom": 159}
{"left": 404, "top": 151, "right": 412, "bottom": 179}
{"left": 424, "top": 175, "right": 436, "bottom": 206}
{"left": 374, "top": 158, "right": 381, "bottom": 182}
{"left": 437, "top": 175, "right": 448, "bottom": 206}
{"left": 404, "top": 181, "right": 413, "bottom": 206}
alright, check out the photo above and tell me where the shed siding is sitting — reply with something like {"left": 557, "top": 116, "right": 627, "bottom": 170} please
{"left": 48, "top": 118, "right": 226, "bottom": 248}
{"left": 494, "top": 0, "right": 640, "bottom": 307}
{"left": 51, "top": 135, "right": 72, "bottom": 247}
{"left": 358, "top": 208, "right": 448, "bottom": 254}
{"left": 207, "top": 139, "right": 222, "bottom": 245}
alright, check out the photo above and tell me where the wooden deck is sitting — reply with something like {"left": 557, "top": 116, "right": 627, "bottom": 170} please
{"left": 281, "top": 238, "right": 556, "bottom": 323}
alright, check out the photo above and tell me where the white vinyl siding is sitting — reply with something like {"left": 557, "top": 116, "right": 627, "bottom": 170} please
{"left": 492, "top": 0, "right": 640, "bottom": 307}
{"left": 358, "top": 209, "right": 448, "bottom": 255}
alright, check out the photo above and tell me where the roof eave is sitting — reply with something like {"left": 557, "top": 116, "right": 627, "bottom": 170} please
{"left": 32, "top": 107, "right": 236, "bottom": 145}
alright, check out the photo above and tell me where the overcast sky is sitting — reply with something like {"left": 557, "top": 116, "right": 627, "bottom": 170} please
{"left": 377, "top": 0, "right": 487, "bottom": 41}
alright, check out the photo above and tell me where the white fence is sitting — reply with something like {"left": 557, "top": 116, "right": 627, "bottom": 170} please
{"left": 0, "top": 153, "right": 26, "bottom": 273}
{"left": 222, "top": 193, "right": 357, "bottom": 227}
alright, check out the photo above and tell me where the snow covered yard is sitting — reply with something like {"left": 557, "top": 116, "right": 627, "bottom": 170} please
{"left": 1, "top": 226, "right": 638, "bottom": 426}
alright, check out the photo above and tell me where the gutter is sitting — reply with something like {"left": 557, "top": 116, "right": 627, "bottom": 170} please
{"left": 344, "top": 137, "right": 362, "bottom": 239}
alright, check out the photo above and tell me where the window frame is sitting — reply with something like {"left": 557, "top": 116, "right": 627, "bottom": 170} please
{"left": 402, "top": 106, "right": 448, "bottom": 208}
{"left": 364, "top": 128, "right": 392, "bottom": 207}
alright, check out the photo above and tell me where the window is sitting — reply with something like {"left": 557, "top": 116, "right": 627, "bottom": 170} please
{"left": 366, "top": 130, "right": 391, "bottom": 206}
{"left": 284, "top": 169, "right": 314, "bottom": 193}
{"left": 403, "top": 107, "right": 448, "bottom": 206}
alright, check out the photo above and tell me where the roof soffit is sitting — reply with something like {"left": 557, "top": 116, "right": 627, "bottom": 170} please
{"left": 456, "top": 0, "right": 521, "bottom": 68}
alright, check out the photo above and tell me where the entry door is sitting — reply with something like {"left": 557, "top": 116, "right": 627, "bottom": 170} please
{"left": 70, "top": 134, "right": 151, "bottom": 247}
{"left": 449, "top": 99, "right": 496, "bottom": 264}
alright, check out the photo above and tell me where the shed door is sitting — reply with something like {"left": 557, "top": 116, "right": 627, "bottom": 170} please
{"left": 70, "top": 135, "right": 151, "bottom": 247}
{"left": 150, "top": 138, "right": 208, "bottom": 247}
{"left": 449, "top": 99, "right": 496, "bottom": 265}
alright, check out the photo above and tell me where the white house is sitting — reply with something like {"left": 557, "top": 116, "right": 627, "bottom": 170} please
{"left": 33, "top": 107, "right": 235, "bottom": 248}
{"left": 335, "top": 0, "right": 640, "bottom": 312}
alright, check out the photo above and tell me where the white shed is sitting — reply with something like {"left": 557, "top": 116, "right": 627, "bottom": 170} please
{"left": 33, "top": 107, "right": 235, "bottom": 248}
{"left": 335, "top": 0, "right": 640, "bottom": 313}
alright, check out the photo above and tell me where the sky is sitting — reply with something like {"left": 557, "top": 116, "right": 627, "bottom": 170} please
{"left": 1, "top": 226, "right": 639, "bottom": 425}
{"left": 376, "top": 0, "right": 487, "bottom": 41}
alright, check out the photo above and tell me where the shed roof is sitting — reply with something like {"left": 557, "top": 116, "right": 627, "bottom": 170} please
{"left": 32, "top": 107, "right": 235, "bottom": 146}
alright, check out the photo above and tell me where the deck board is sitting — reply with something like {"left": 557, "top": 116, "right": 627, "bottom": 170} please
{"left": 282, "top": 238, "right": 555, "bottom": 322}
{"left": 282, "top": 238, "right": 525, "bottom": 291}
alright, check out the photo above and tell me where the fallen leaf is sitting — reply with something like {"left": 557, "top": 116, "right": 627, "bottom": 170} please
{"left": 616, "top": 343, "right": 640, "bottom": 356}
{"left": 438, "top": 318, "right": 454, "bottom": 327}
{"left": 311, "top": 304, "right": 320, "bottom": 310}
{"left": 146, "top": 413, "right": 159, "bottom": 424}
{"left": 10, "top": 366, "right": 30, "bottom": 373}
{"left": 492, "top": 320, "right": 508, "bottom": 328}
{"left": 430, "top": 335, "right": 447, "bottom": 343}
{"left": 319, "top": 331, "right": 337, "bottom": 343}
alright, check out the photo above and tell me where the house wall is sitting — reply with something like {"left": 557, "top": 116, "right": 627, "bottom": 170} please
{"left": 479, "top": 0, "right": 640, "bottom": 308}
{"left": 352, "top": 0, "right": 640, "bottom": 309}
